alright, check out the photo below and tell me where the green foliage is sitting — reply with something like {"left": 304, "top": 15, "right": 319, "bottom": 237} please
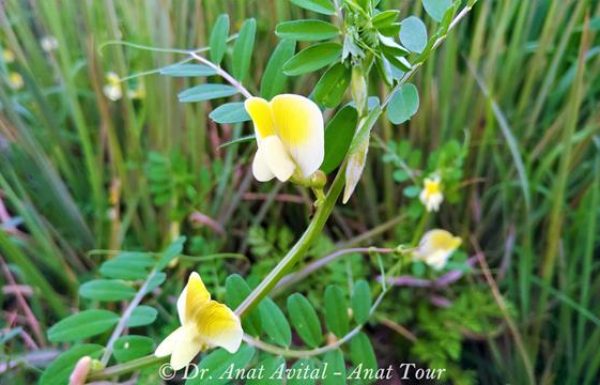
{"left": 38, "top": 344, "right": 104, "bottom": 385}
{"left": 160, "top": 63, "right": 216, "bottom": 77}
{"left": 324, "top": 285, "right": 350, "bottom": 338}
{"left": 79, "top": 279, "right": 136, "bottom": 302}
{"left": 47, "top": 310, "right": 120, "bottom": 342}
{"left": 276, "top": 20, "right": 340, "bottom": 42}
{"left": 99, "top": 252, "right": 154, "bottom": 280}
{"left": 349, "top": 332, "right": 378, "bottom": 385}
{"left": 178, "top": 84, "right": 239, "bottom": 102}
{"left": 287, "top": 293, "right": 323, "bottom": 347}
{"left": 186, "top": 345, "right": 256, "bottom": 385}
{"left": 260, "top": 298, "right": 293, "bottom": 347}
{"left": 422, "top": 0, "right": 452, "bottom": 22}
{"left": 210, "top": 102, "right": 251, "bottom": 124}
{"left": 351, "top": 280, "right": 372, "bottom": 324}
{"left": 387, "top": 83, "right": 420, "bottom": 124}
{"left": 399, "top": 16, "right": 428, "bottom": 53}
{"left": 313, "top": 63, "right": 351, "bottom": 108}
{"left": 113, "top": 335, "right": 155, "bottom": 362}
{"left": 225, "top": 275, "right": 262, "bottom": 336}
{"left": 232, "top": 19, "right": 257, "bottom": 82}
{"left": 209, "top": 14, "right": 230, "bottom": 64}
{"left": 290, "top": 0, "right": 336, "bottom": 15}
{"left": 261, "top": 39, "right": 296, "bottom": 99}
{"left": 283, "top": 43, "right": 343, "bottom": 76}
{"left": 323, "top": 349, "right": 346, "bottom": 385}
{"left": 127, "top": 305, "right": 158, "bottom": 327}
{"left": 321, "top": 105, "right": 358, "bottom": 173}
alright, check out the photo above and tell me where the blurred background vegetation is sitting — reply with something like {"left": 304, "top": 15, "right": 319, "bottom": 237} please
{"left": 1, "top": 0, "right": 599, "bottom": 384}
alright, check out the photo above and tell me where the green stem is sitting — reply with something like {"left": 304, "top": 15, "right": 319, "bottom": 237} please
{"left": 234, "top": 167, "right": 346, "bottom": 316}
{"left": 88, "top": 355, "right": 167, "bottom": 381}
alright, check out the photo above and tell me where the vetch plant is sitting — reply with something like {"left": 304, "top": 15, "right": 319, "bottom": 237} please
{"left": 39, "top": 0, "right": 481, "bottom": 384}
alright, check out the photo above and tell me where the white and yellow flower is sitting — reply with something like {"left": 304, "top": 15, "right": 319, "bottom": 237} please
{"left": 40, "top": 36, "right": 59, "bottom": 52}
{"left": 3, "top": 49, "right": 15, "bottom": 63}
{"left": 103, "top": 72, "right": 122, "bottom": 101}
{"left": 419, "top": 175, "right": 443, "bottom": 212}
{"left": 155, "top": 272, "right": 243, "bottom": 370}
{"left": 413, "top": 229, "right": 461, "bottom": 270}
{"left": 8, "top": 72, "right": 24, "bottom": 90}
{"left": 245, "top": 94, "right": 324, "bottom": 182}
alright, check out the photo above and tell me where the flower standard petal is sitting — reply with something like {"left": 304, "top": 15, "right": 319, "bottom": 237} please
{"left": 260, "top": 135, "right": 296, "bottom": 182}
{"left": 252, "top": 146, "right": 276, "bottom": 182}
{"left": 245, "top": 97, "right": 275, "bottom": 141}
{"left": 185, "top": 272, "right": 211, "bottom": 321}
{"left": 194, "top": 301, "right": 243, "bottom": 353}
{"left": 270, "top": 94, "right": 324, "bottom": 177}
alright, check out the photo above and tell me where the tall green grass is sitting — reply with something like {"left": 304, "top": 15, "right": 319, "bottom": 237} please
{"left": 1, "top": 0, "right": 599, "bottom": 383}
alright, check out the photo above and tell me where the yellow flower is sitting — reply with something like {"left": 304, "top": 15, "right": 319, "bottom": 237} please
{"left": 245, "top": 94, "right": 324, "bottom": 182}
{"left": 413, "top": 229, "right": 461, "bottom": 270}
{"left": 103, "top": 72, "right": 122, "bottom": 101}
{"left": 419, "top": 175, "right": 443, "bottom": 212}
{"left": 8, "top": 72, "right": 24, "bottom": 90}
{"left": 155, "top": 272, "right": 243, "bottom": 370}
{"left": 3, "top": 49, "right": 15, "bottom": 63}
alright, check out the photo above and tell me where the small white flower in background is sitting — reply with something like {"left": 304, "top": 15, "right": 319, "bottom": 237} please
{"left": 8, "top": 72, "right": 24, "bottom": 90}
{"left": 3, "top": 49, "right": 15, "bottom": 63}
{"left": 245, "top": 94, "right": 324, "bottom": 182}
{"left": 413, "top": 229, "right": 462, "bottom": 270}
{"left": 40, "top": 36, "right": 59, "bottom": 52}
{"left": 155, "top": 272, "right": 243, "bottom": 371}
{"left": 103, "top": 72, "right": 122, "bottom": 101}
{"left": 419, "top": 175, "right": 443, "bottom": 212}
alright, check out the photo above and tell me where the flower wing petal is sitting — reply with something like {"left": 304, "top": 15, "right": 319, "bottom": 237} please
{"left": 252, "top": 147, "right": 276, "bottom": 182}
{"left": 195, "top": 301, "right": 243, "bottom": 354}
{"left": 270, "top": 94, "right": 324, "bottom": 177}
{"left": 260, "top": 135, "right": 296, "bottom": 182}
{"left": 169, "top": 326, "right": 203, "bottom": 371}
{"left": 155, "top": 326, "right": 186, "bottom": 358}
{"left": 245, "top": 97, "right": 275, "bottom": 140}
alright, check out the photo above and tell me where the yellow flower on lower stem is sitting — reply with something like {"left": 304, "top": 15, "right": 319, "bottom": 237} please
{"left": 419, "top": 175, "right": 443, "bottom": 212}
{"left": 155, "top": 272, "right": 243, "bottom": 370}
{"left": 413, "top": 229, "right": 462, "bottom": 270}
{"left": 245, "top": 94, "right": 324, "bottom": 182}
{"left": 8, "top": 72, "right": 24, "bottom": 90}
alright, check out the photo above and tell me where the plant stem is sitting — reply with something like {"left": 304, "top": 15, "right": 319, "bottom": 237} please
{"left": 272, "top": 246, "right": 395, "bottom": 295}
{"left": 99, "top": 270, "right": 157, "bottom": 365}
{"left": 189, "top": 52, "right": 252, "bottom": 98}
{"left": 234, "top": 167, "right": 347, "bottom": 316}
{"left": 88, "top": 355, "right": 167, "bottom": 381}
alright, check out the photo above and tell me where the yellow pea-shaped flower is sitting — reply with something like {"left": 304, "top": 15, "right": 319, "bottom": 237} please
{"left": 413, "top": 229, "right": 461, "bottom": 270}
{"left": 103, "top": 72, "right": 123, "bottom": 101}
{"left": 419, "top": 175, "right": 443, "bottom": 212}
{"left": 155, "top": 272, "right": 243, "bottom": 370}
{"left": 245, "top": 94, "right": 324, "bottom": 182}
